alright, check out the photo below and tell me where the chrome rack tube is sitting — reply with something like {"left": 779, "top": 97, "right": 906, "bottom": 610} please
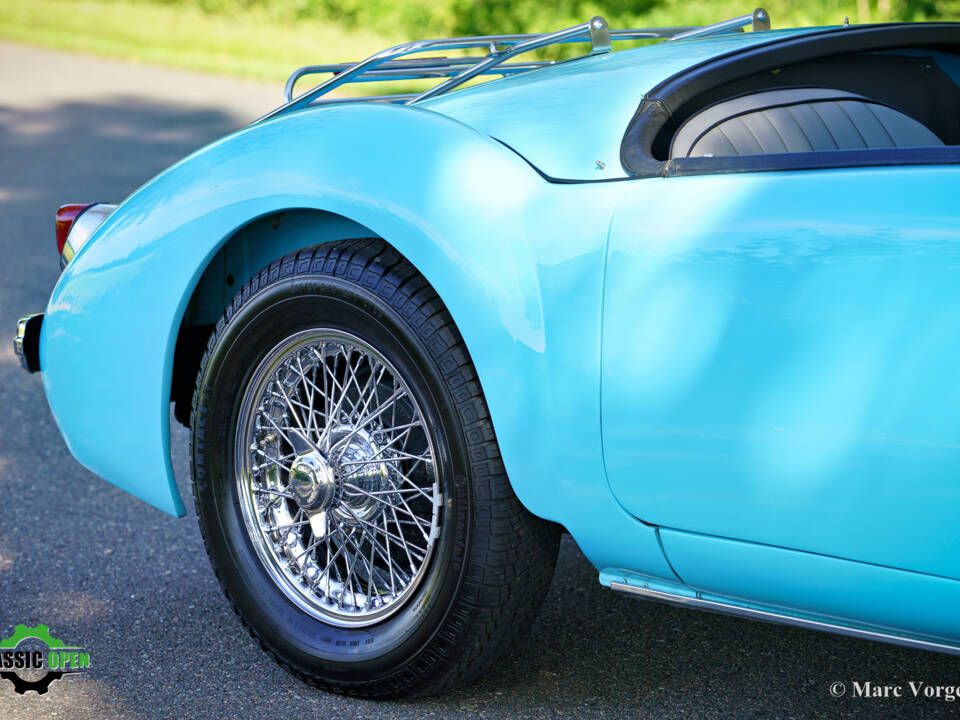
{"left": 283, "top": 58, "right": 555, "bottom": 100}
{"left": 409, "top": 17, "right": 608, "bottom": 103}
{"left": 670, "top": 8, "right": 770, "bottom": 41}
{"left": 255, "top": 8, "right": 771, "bottom": 124}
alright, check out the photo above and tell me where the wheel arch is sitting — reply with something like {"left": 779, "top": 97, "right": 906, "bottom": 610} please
{"left": 158, "top": 191, "right": 526, "bottom": 520}
{"left": 171, "top": 208, "right": 383, "bottom": 426}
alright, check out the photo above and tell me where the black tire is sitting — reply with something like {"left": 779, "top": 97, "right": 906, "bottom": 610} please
{"left": 190, "top": 238, "right": 560, "bottom": 698}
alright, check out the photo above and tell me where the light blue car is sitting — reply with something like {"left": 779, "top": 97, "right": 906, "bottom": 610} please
{"left": 15, "top": 8, "right": 960, "bottom": 696}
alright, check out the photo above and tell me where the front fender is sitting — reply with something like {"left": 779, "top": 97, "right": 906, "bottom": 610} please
{"left": 40, "top": 102, "right": 677, "bottom": 580}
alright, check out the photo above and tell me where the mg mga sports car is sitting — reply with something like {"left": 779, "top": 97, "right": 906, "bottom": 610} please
{"left": 14, "top": 8, "right": 960, "bottom": 696}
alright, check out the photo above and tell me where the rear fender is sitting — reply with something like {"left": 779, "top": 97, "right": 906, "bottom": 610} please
{"left": 44, "top": 103, "right": 534, "bottom": 516}
{"left": 40, "top": 103, "right": 676, "bottom": 580}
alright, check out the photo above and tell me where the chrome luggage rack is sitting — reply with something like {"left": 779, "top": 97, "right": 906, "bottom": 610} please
{"left": 259, "top": 8, "right": 770, "bottom": 122}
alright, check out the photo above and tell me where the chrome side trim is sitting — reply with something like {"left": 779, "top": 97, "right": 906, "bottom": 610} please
{"left": 610, "top": 581, "right": 960, "bottom": 655}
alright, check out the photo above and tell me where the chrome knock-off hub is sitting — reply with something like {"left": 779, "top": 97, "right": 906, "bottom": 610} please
{"left": 288, "top": 453, "right": 338, "bottom": 513}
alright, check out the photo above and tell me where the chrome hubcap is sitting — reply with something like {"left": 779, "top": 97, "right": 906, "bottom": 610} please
{"left": 235, "top": 330, "right": 442, "bottom": 627}
{"left": 288, "top": 452, "right": 338, "bottom": 513}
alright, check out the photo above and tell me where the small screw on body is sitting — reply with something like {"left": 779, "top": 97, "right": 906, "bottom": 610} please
{"left": 595, "top": 160, "right": 606, "bottom": 170}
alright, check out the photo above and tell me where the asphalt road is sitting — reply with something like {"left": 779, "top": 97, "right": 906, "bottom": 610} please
{"left": 2, "top": 41, "right": 959, "bottom": 720}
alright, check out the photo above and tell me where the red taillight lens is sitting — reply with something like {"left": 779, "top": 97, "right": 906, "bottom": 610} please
{"left": 55, "top": 203, "right": 94, "bottom": 255}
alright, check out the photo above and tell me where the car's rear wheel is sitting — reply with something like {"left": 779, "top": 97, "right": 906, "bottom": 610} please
{"left": 191, "top": 238, "right": 560, "bottom": 697}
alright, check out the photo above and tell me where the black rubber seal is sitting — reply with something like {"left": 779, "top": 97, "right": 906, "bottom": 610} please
{"left": 17, "top": 314, "right": 43, "bottom": 374}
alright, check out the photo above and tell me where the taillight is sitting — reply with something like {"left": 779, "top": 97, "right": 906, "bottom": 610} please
{"left": 55, "top": 202, "right": 117, "bottom": 270}
{"left": 56, "top": 203, "right": 94, "bottom": 256}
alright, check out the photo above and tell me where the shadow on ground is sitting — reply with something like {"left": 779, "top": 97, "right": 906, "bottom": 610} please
{"left": 2, "top": 93, "right": 959, "bottom": 720}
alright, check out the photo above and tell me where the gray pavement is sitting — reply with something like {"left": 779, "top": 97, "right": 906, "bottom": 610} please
{"left": 1, "top": 40, "right": 959, "bottom": 719}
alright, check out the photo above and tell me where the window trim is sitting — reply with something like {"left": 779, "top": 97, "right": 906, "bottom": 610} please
{"left": 665, "top": 146, "right": 960, "bottom": 177}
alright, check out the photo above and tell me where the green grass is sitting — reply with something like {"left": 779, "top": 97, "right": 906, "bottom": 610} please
{"left": 0, "top": 0, "right": 956, "bottom": 95}
{"left": 0, "top": 0, "right": 400, "bottom": 83}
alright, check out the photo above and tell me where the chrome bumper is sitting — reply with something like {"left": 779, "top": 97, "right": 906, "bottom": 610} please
{"left": 14, "top": 313, "right": 43, "bottom": 373}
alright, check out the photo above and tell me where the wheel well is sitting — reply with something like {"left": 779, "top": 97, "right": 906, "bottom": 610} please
{"left": 171, "top": 208, "right": 381, "bottom": 426}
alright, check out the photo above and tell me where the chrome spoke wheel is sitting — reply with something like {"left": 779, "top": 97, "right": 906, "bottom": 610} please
{"left": 195, "top": 242, "right": 561, "bottom": 695}
{"left": 235, "top": 329, "right": 441, "bottom": 627}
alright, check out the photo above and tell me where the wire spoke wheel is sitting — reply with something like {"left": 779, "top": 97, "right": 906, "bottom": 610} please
{"left": 194, "top": 241, "right": 560, "bottom": 696}
{"left": 235, "top": 329, "right": 442, "bottom": 627}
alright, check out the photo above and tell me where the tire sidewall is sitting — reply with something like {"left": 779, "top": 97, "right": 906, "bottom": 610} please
{"left": 194, "top": 274, "right": 470, "bottom": 683}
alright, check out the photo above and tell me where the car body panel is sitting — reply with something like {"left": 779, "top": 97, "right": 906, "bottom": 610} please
{"left": 602, "top": 165, "right": 960, "bottom": 580}
{"left": 40, "top": 101, "right": 678, "bottom": 580}
{"left": 32, "top": 22, "right": 960, "bottom": 655}
{"left": 657, "top": 528, "right": 960, "bottom": 643}
{"left": 419, "top": 27, "right": 825, "bottom": 180}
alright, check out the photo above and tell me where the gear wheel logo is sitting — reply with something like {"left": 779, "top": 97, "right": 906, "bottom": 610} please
{"left": 0, "top": 623, "right": 89, "bottom": 695}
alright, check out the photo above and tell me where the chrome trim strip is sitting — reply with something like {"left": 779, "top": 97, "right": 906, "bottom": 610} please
{"left": 610, "top": 581, "right": 960, "bottom": 655}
